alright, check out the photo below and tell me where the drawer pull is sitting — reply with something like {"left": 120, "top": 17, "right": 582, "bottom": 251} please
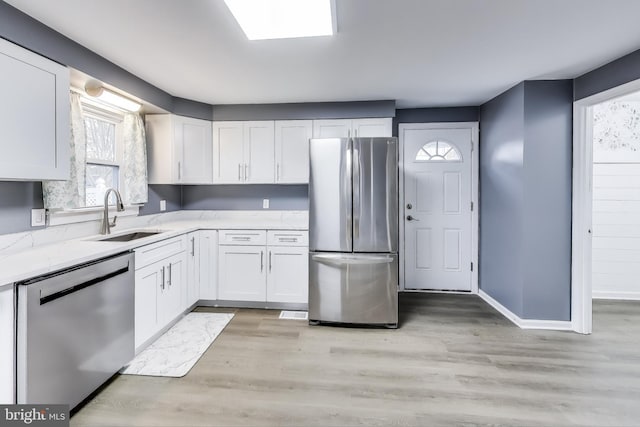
{"left": 232, "top": 236, "right": 251, "bottom": 241}
{"left": 278, "top": 237, "right": 298, "bottom": 242}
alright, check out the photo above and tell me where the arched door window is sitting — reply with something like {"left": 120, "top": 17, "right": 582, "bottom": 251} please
{"left": 415, "top": 141, "right": 462, "bottom": 162}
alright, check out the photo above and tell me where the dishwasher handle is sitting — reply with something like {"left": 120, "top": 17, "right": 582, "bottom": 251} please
{"left": 40, "top": 264, "right": 130, "bottom": 305}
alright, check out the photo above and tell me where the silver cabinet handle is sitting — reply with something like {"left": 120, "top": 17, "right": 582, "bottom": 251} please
{"left": 161, "top": 267, "right": 165, "bottom": 291}
{"left": 347, "top": 129, "right": 351, "bottom": 139}
{"left": 178, "top": 161, "right": 181, "bottom": 180}
{"left": 269, "top": 251, "right": 272, "bottom": 272}
{"left": 232, "top": 236, "right": 251, "bottom": 241}
{"left": 191, "top": 237, "right": 195, "bottom": 256}
{"left": 244, "top": 163, "right": 249, "bottom": 181}
{"left": 278, "top": 237, "right": 297, "bottom": 242}
{"left": 260, "top": 251, "right": 264, "bottom": 272}
{"left": 354, "top": 129, "right": 358, "bottom": 138}
{"left": 276, "top": 163, "right": 280, "bottom": 181}
{"left": 167, "top": 263, "right": 172, "bottom": 287}
{"left": 238, "top": 164, "right": 241, "bottom": 181}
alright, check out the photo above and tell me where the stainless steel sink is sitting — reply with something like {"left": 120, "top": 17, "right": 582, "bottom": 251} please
{"left": 96, "top": 231, "right": 162, "bottom": 242}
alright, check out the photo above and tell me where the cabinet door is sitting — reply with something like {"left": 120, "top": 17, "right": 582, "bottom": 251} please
{"left": 0, "top": 38, "right": 69, "bottom": 180}
{"left": 267, "top": 247, "right": 309, "bottom": 304}
{"left": 213, "top": 121, "right": 244, "bottom": 183}
{"left": 312, "top": 119, "right": 351, "bottom": 138}
{"left": 199, "top": 230, "right": 219, "bottom": 300}
{"left": 351, "top": 118, "right": 392, "bottom": 137}
{"left": 244, "top": 121, "right": 275, "bottom": 183}
{"left": 159, "top": 253, "right": 186, "bottom": 328}
{"left": 218, "top": 246, "right": 266, "bottom": 301}
{"left": 176, "top": 117, "right": 213, "bottom": 184}
{"left": 186, "top": 232, "right": 200, "bottom": 308}
{"left": 134, "top": 263, "right": 161, "bottom": 350}
{"left": 275, "top": 120, "right": 312, "bottom": 184}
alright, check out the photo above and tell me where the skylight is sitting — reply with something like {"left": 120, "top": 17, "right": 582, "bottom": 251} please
{"left": 224, "top": 0, "right": 335, "bottom": 41}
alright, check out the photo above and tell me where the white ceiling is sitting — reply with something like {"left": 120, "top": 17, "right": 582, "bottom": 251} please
{"left": 7, "top": 0, "right": 640, "bottom": 108}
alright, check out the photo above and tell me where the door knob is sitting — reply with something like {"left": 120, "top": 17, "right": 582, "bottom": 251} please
{"left": 406, "top": 215, "right": 419, "bottom": 221}
{"left": 406, "top": 203, "right": 412, "bottom": 209}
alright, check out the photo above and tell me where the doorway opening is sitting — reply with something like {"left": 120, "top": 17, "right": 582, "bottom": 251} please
{"left": 573, "top": 79, "right": 640, "bottom": 334}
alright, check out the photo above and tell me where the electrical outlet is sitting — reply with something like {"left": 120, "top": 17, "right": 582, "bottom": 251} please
{"left": 31, "top": 208, "right": 46, "bottom": 227}
{"left": 160, "top": 200, "right": 167, "bottom": 211}
{"left": 263, "top": 199, "right": 269, "bottom": 209}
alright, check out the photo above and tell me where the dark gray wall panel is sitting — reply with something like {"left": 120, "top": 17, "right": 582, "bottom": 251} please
{"left": 172, "top": 97, "right": 214, "bottom": 121}
{"left": 182, "top": 185, "right": 308, "bottom": 211}
{"left": 479, "top": 83, "right": 525, "bottom": 318}
{"left": 139, "top": 185, "right": 182, "bottom": 216}
{"left": 522, "top": 80, "right": 572, "bottom": 321}
{"left": 212, "top": 100, "right": 396, "bottom": 121}
{"left": 0, "top": 182, "right": 44, "bottom": 234}
{"left": 574, "top": 48, "right": 640, "bottom": 100}
{"left": 393, "top": 107, "right": 479, "bottom": 136}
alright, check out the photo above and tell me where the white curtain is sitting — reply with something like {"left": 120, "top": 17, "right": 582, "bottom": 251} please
{"left": 122, "top": 113, "right": 148, "bottom": 204}
{"left": 42, "top": 93, "right": 86, "bottom": 209}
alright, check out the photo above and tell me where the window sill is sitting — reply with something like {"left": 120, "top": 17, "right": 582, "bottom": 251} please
{"left": 48, "top": 205, "right": 141, "bottom": 227}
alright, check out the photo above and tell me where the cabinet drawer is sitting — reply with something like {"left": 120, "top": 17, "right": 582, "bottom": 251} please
{"left": 267, "top": 230, "right": 308, "bottom": 247}
{"left": 135, "top": 235, "right": 187, "bottom": 269}
{"left": 219, "top": 230, "right": 267, "bottom": 246}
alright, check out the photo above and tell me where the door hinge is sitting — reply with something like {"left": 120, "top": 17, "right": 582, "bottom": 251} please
{"left": 471, "top": 262, "right": 474, "bottom": 272}
{"left": 471, "top": 201, "right": 474, "bottom": 211}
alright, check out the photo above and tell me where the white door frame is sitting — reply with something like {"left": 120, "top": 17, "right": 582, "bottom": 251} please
{"left": 572, "top": 77, "right": 640, "bottom": 334}
{"left": 398, "top": 122, "right": 479, "bottom": 294}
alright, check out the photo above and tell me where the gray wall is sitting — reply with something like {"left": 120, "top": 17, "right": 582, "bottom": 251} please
{"left": 139, "top": 185, "right": 182, "bottom": 216}
{"left": 522, "top": 80, "right": 572, "bottom": 320}
{"left": 479, "top": 81, "right": 572, "bottom": 321}
{"left": 182, "top": 185, "right": 308, "bottom": 211}
{"left": 0, "top": 182, "right": 44, "bottom": 234}
{"left": 212, "top": 101, "right": 395, "bottom": 121}
{"left": 479, "top": 83, "right": 526, "bottom": 317}
{"left": 393, "top": 107, "right": 479, "bottom": 136}
{"left": 574, "top": 47, "right": 640, "bottom": 101}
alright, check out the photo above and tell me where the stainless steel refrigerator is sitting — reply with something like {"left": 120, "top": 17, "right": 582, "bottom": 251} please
{"left": 308, "top": 136, "right": 398, "bottom": 327}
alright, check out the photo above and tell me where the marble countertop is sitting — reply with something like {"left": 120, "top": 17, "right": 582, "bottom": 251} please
{"left": 0, "top": 211, "right": 308, "bottom": 289}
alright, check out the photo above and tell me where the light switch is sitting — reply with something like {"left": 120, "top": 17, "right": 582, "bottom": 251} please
{"left": 160, "top": 200, "right": 167, "bottom": 211}
{"left": 31, "top": 208, "right": 46, "bottom": 227}
{"left": 263, "top": 199, "right": 269, "bottom": 209}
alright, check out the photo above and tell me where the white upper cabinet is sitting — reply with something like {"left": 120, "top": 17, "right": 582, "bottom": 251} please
{"left": 0, "top": 38, "right": 70, "bottom": 181}
{"left": 213, "top": 121, "right": 275, "bottom": 184}
{"left": 146, "top": 114, "right": 213, "bottom": 184}
{"left": 275, "top": 120, "right": 312, "bottom": 184}
{"left": 312, "top": 118, "right": 392, "bottom": 138}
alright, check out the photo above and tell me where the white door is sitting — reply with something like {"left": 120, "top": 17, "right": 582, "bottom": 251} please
{"left": 275, "top": 120, "right": 312, "bottom": 183}
{"left": 244, "top": 121, "right": 275, "bottom": 183}
{"left": 402, "top": 127, "right": 474, "bottom": 291}
{"left": 213, "top": 121, "right": 244, "bottom": 183}
{"left": 177, "top": 117, "right": 213, "bottom": 184}
{"left": 186, "top": 232, "right": 200, "bottom": 308}
{"left": 267, "top": 246, "right": 309, "bottom": 303}
{"left": 218, "top": 246, "right": 267, "bottom": 301}
{"left": 134, "top": 262, "right": 160, "bottom": 349}
{"left": 352, "top": 118, "right": 392, "bottom": 137}
{"left": 159, "top": 254, "right": 185, "bottom": 327}
{"left": 312, "top": 119, "right": 351, "bottom": 138}
{"left": 199, "top": 230, "right": 218, "bottom": 300}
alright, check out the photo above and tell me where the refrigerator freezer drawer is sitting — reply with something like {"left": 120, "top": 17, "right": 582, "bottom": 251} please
{"left": 309, "top": 253, "right": 398, "bottom": 326}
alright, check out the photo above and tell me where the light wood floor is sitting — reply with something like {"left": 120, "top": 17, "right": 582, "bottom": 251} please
{"left": 71, "top": 294, "right": 640, "bottom": 426}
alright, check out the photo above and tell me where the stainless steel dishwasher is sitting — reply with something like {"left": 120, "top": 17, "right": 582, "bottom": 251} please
{"left": 16, "top": 252, "right": 134, "bottom": 410}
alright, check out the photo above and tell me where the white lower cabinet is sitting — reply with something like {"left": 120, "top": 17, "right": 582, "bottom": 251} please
{"left": 267, "top": 247, "right": 309, "bottom": 303}
{"left": 0, "top": 286, "right": 14, "bottom": 404}
{"left": 218, "top": 245, "right": 267, "bottom": 301}
{"left": 199, "top": 230, "right": 219, "bottom": 300}
{"left": 134, "top": 235, "right": 187, "bottom": 351}
{"left": 218, "top": 230, "right": 308, "bottom": 305}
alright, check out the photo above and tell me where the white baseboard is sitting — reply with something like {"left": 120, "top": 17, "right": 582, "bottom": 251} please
{"left": 478, "top": 290, "right": 573, "bottom": 331}
{"left": 593, "top": 290, "right": 640, "bottom": 300}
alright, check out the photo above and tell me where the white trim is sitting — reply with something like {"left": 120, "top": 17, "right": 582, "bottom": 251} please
{"left": 48, "top": 205, "right": 140, "bottom": 226}
{"left": 571, "top": 76, "right": 640, "bottom": 335}
{"left": 593, "top": 291, "right": 640, "bottom": 301}
{"left": 398, "top": 122, "right": 479, "bottom": 294}
{"left": 479, "top": 290, "right": 573, "bottom": 331}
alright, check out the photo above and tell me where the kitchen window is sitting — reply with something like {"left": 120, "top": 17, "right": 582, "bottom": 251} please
{"left": 83, "top": 107, "right": 123, "bottom": 207}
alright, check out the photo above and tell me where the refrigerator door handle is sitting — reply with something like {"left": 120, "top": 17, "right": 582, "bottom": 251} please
{"left": 343, "top": 140, "right": 353, "bottom": 250}
{"left": 353, "top": 142, "right": 361, "bottom": 240}
{"left": 311, "top": 254, "right": 395, "bottom": 265}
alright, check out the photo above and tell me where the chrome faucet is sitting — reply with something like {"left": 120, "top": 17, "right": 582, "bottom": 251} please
{"left": 100, "top": 188, "right": 125, "bottom": 235}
